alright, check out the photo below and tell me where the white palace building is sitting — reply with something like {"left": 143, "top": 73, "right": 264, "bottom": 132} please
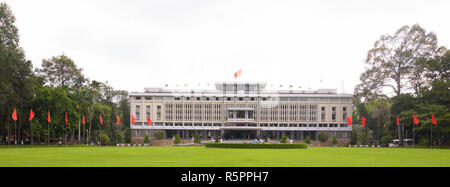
{"left": 130, "top": 82, "right": 353, "bottom": 142}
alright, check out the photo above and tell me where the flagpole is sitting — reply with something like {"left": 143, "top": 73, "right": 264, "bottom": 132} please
{"left": 430, "top": 124, "right": 433, "bottom": 147}
{"left": 413, "top": 123, "right": 415, "bottom": 147}
{"left": 48, "top": 122, "right": 49, "bottom": 147}
{"left": 31, "top": 120, "right": 33, "bottom": 148}
{"left": 15, "top": 120, "right": 17, "bottom": 148}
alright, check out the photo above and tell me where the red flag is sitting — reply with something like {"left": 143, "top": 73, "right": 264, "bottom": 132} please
{"left": 432, "top": 114, "right": 437, "bottom": 125}
{"left": 47, "top": 111, "right": 51, "bottom": 123}
{"left": 413, "top": 114, "right": 419, "bottom": 125}
{"left": 378, "top": 117, "right": 381, "bottom": 127}
{"left": 346, "top": 116, "right": 352, "bottom": 125}
{"left": 361, "top": 117, "right": 366, "bottom": 127}
{"left": 147, "top": 116, "right": 152, "bottom": 126}
{"left": 12, "top": 108, "right": 17, "bottom": 121}
{"left": 29, "top": 109, "right": 35, "bottom": 121}
{"left": 131, "top": 115, "right": 136, "bottom": 125}
{"left": 234, "top": 69, "right": 242, "bottom": 78}
{"left": 82, "top": 114, "right": 85, "bottom": 125}
{"left": 65, "top": 112, "right": 68, "bottom": 125}
{"left": 396, "top": 115, "right": 399, "bottom": 126}
{"left": 116, "top": 115, "right": 120, "bottom": 125}
{"left": 100, "top": 114, "right": 103, "bottom": 125}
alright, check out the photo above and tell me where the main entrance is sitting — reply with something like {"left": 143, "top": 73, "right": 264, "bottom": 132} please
{"left": 224, "top": 130, "right": 258, "bottom": 140}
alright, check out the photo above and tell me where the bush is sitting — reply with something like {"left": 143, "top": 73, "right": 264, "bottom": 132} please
{"left": 332, "top": 135, "right": 338, "bottom": 145}
{"left": 318, "top": 132, "right": 328, "bottom": 143}
{"left": 194, "top": 133, "right": 201, "bottom": 144}
{"left": 350, "top": 130, "right": 358, "bottom": 145}
{"left": 117, "top": 133, "right": 123, "bottom": 144}
{"left": 155, "top": 130, "right": 166, "bottom": 139}
{"left": 280, "top": 134, "right": 287, "bottom": 143}
{"left": 361, "top": 133, "right": 367, "bottom": 145}
{"left": 144, "top": 134, "right": 150, "bottom": 144}
{"left": 205, "top": 143, "right": 308, "bottom": 149}
{"left": 419, "top": 138, "right": 429, "bottom": 146}
{"left": 174, "top": 134, "right": 181, "bottom": 144}
{"left": 305, "top": 136, "right": 311, "bottom": 144}
{"left": 98, "top": 134, "right": 110, "bottom": 145}
{"left": 381, "top": 135, "right": 393, "bottom": 144}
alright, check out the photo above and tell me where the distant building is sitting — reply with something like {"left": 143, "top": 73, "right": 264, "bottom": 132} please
{"left": 130, "top": 82, "right": 353, "bottom": 142}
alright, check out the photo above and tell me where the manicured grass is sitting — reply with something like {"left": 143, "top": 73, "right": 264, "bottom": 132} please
{"left": 0, "top": 146, "right": 449, "bottom": 167}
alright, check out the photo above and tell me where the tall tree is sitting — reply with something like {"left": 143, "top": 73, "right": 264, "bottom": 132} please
{"left": 37, "top": 54, "right": 86, "bottom": 89}
{"left": 355, "top": 24, "right": 438, "bottom": 99}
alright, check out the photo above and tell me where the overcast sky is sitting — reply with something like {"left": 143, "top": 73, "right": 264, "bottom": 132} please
{"left": 4, "top": 0, "right": 450, "bottom": 93}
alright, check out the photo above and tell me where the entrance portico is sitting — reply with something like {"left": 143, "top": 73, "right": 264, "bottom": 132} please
{"left": 220, "top": 127, "right": 262, "bottom": 140}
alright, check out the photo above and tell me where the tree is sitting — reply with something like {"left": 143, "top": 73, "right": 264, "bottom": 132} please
{"left": 305, "top": 136, "right": 311, "bottom": 144}
{"left": 37, "top": 54, "right": 86, "bottom": 89}
{"left": 381, "top": 135, "right": 393, "bottom": 145}
{"left": 332, "top": 135, "right": 338, "bottom": 145}
{"left": 280, "top": 134, "right": 287, "bottom": 143}
{"left": 194, "top": 133, "right": 201, "bottom": 144}
{"left": 355, "top": 24, "right": 438, "bottom": 100}
{"left": 144, "top": 134, "right": 150, "bottom": 144}
{"left": 318, "top": 132, "right": 328, "bottom": 143}
{"left": 174, "top": 134, "right": 181, "bottom": 144}
{"left": 350, "top": 130, "right": 358, "bottom": 145}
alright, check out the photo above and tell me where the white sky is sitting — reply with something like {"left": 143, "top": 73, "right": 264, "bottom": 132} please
{"left": 4, "top": 0, "right": 450, "bottom": 93}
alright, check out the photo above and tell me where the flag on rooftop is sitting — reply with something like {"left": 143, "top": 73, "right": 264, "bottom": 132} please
{"left": 234, "top": 69, "right": 241, "bottom": 78}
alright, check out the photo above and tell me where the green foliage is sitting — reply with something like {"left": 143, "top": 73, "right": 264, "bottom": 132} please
{"left": 194, "top": 133, "right": 201, "bottom": 144}
{"left": 318, "top": 132, "right": 328, "bottom": 143}
{"left": 280, "top": 134, "right": 287, "bottom": 143}
{"left": 98, "top": 134, "right": 110, "bottom": 145}
{"left": 419, "top": 138, "right": 429, "bottom": 146}
{"left": 381, "top": 135, "right": 393, "bottom": 144}
{"left": 332, "top": 135, "right": 338, "bottom": 145}
{"left": 37, "top": 54, "right": 86, "bottom": 89}
{"left": 361, "top": 133, "right": 367, "bottom": 145}
{"left": 144, "top": 134, "right": 150, "bottom": 144}
{"left": 350, "top": 130, "right": 358, "bottom": 145}
{"left": 174, "top": 134, "right": 181, "bottom": 144}
{"left": 305, "top": 136, "right": 311, "bottom": 144}
{"left": 205, "top": 143, "right": 308, "bottom": 149}
{"left": 155, "top": 130, "right": 166, "bottom": 139}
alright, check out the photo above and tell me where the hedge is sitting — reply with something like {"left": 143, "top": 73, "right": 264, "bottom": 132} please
{"left": 204, "top": 143, "right": 308, "bottom": 149}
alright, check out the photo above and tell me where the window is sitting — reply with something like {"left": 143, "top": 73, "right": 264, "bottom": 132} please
{"left": 136, "top": 112, "right": 140, "bottom": 119}
{"left": 197, "top": 97, "right": 201, "bottom": 101}
{"left": 215, "top": 97, "right": 220, "bottom": 101}
{"left": 146, "top": 105, "right": 150, "bottom": 111}
{"left": 175, "top": 97, "right": 181, "bottom": 100}
{"left": 250, "top": 97, "right": 255, "bottom": 101}
{"left": 185, "top": 97, "right": 191, "bottom": 101}
{"left": 206, "top": 97, "right": 210, "bottom": 101}
{"left": 239, "top": 97, "right": 243, "bottom": 101}
{"left": 136, "top": 105, "right": 140, "bottom": 111}
{"left": 135, "top": 96, "right": 141, "bottom": 100}
{"left": 145, "top": 96, "right": 152, "bottom": 100}
{"left": 280, "top": 97, "right": 289, "bottom": 101}
{"left": 227, "top": 97, "right": 231, "bottom": 101}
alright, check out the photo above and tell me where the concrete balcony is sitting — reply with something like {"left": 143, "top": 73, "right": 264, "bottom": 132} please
{"left": 131, "top": 125, "right": 352, "bottom": 131}
{"left": 227, "top": 118, "right": 255, "bottom": 123}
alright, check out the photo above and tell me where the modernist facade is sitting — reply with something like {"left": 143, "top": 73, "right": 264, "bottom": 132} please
{"left": 130, "top": 82, "right": 353, "bottom": 142}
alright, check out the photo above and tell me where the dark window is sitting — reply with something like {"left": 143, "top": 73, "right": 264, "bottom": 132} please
{"left": 197, "top": 97, "right": 201, "bottom": 101}
{"left": 145, "top": 97, "right": 152, "bottom": 100}
{"left": 135, "top": 96, "right": 141, "bottom": 100}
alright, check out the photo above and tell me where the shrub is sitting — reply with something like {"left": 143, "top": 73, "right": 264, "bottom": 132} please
{"left": 280, "top": 134, "right": 287, "bottom": 143}
{"left": 332, "top": 135, "right": 338, "bottom": 145}
{"left": 194, "top": 133, "right": 201, "bottom": 144}
{"left": 117, "top": 133, "right": 123, "bottom": 144}
{"left": 174, "top": 134, "right": 181, "bottom": 144}
{"left": 361, "top": 133, "right": 367, "bottom": 145}
{"left": 381, "top": 135, "right": 393, "bottom": 144}
{"left": 350, "top": 130, "right": 358, "bottom": 145}
{"left": 98, "top": 134, "right": 110, "bottom": 145}
{"left": 205, "top": 143, "right": 308, "bottom": 149}
{"left": 419, "top": 138, "right": 428, "bottom": 146}
{"left": 305, "top": 136, "right": 311, "bottom": 144}
{"left": 144, "top": 134, "right": 150, "bottom": 144}
{"left": 155, "top": 130, "right": 166, "bottom": 139}
{"left": 318, "top": 132, "right": 328, "bottom": 143}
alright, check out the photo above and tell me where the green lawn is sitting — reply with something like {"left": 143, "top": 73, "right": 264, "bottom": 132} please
{"left": 0, "top": 146, "right": 449, "bottom": 167}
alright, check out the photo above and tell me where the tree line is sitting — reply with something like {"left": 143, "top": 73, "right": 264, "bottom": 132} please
{"left": 0, "top": 2, "right": 131, "bottom": 145}
{"left": 353, "top": 24, "right": 450, "bottom": 146}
